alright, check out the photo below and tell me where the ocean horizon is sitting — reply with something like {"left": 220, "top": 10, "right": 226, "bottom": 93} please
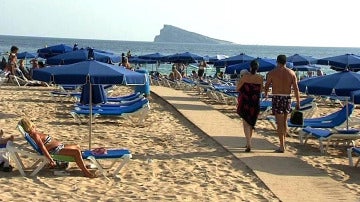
{"left": 2, "top": 34, "right": 360, "bottom": 76}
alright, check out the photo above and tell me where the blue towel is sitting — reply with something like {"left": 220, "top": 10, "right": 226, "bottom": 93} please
{"left": 82, "top": 149, "right": 131, "bottom": 159}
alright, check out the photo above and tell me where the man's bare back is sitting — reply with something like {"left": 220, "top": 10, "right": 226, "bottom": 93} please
{"left": 266, "top": 66, "right": 297, "bottom": 95}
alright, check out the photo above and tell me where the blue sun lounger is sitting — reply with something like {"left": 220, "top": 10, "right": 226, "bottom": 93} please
{"left": 71, "top": 98, "right": 150, "bottom": 124}
{"left": 106, "top": 92, "right": 142, "bottom": 102}
{"left": 74, "top": 96, "right": 144, "bottom": 110}
{"left": 301, "top": 126, "right": 360, "bottom": 153}
{"left": 288, "top": 103, "right": 354, "bottom": 128}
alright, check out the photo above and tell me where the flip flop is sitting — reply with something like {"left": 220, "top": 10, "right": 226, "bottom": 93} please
{"left": 274, "top": 149, "right": 284, "bottom": 153}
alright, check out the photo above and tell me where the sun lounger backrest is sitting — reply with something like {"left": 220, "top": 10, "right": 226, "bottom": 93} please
{"left": 330, "top": 103, "right": 354, "bottom": 126}
{"left": 24, "top": 133, "right": 43, "bottom": 155}
{"left": 120, "top": 98, "right": 149, "bottom": 113}
{"left": 17, "top": 124, "right": 43, "bottom": 155}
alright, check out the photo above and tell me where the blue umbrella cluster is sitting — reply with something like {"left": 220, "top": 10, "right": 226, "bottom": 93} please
{"left": 287, "top": 54, "right": 318, "bottom": 66}
{"left": 214, "top": 53, "right": 255, "bottom": 68}
{"left": 163, "top": 52, "right": 204, "bottom": 63}
{"left": 317, "top": 53, "right": 360, "bottom": 72}
{"left": 138, "top": 52, "right": 165, "bottom": 61}
{"left": 32, "top": 60, "right": 146, "bottom": 85}
{"left": 37, "top": 44, "right": 73, "bottom": 59}
{"left": 225, "top": 58, "right": 293, "bottom": 74}
{"left": 291, "top": 65, "right": 320, "bottom": 72}
{"left": 46, "top": 48, "right": 120, "bottom": 65}
{"left": 17, "top": 51, "right": 38, "bottom": 59}
{"left": 298, "top": 70, "right": 360, "bottom": 96}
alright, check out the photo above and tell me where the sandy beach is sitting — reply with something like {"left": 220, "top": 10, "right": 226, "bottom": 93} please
{"left": 1, "top": 83, "right": 360, "bottom": 201}
{"left": 0, "top": 84, "right": 278, "bottom": 201}
{"left": 196, "top": 89, "right": 360, "bottom": 197}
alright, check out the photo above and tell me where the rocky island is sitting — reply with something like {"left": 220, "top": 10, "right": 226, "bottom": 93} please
{"left": 154, "top": 25, "right": 235, "bottom": 45}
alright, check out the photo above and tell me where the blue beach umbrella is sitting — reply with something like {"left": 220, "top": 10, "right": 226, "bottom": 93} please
{"left": 298, "top": 70, "right": 360, "bottom": 129}
{"left": 317, "top": 53, "right": 360, "bottom": 72}
{"left": 138, "top": 52, "right": 166, "bottom": 61}
{"left": 46, "top": 49, "right": 121, "bottom": 65}
{"left": 129, "top": 56, "right": 157, "bottom": 64}
{"left": 214, "top": 53, "right": 255, "bottom": 68}
{"left": 164, "top": 52, "right": 204, "bottom": 63}
{"left": 287, "top": 54, "right": 318, "bottom": 66}
{"left": 225, "top": 58, "right": 293, "bottom": 74}
{"left": 291, "top": 65, "right": 321, "bottom": 72}
{"left": 17, "top": 52, "right": 38, "bottom": 59}
{"left": 298, "top": 70, "right": 360, "bottom": 96}
{"left": 37, "top": 44, "right": 73, "bottom": 59}
{"left": 32, "top": 60, "right": 146, "bottom": 85}
{"left": 32, "top": 60, "right": 146, "bottom": 149}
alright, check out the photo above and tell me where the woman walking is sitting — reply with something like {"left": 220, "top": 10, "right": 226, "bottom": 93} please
{"left": 236, "top": 60, "right": 263, "bottom": 152}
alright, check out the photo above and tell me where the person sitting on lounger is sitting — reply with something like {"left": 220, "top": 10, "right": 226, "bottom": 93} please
{"left": 19, "top": 118, "right": 96, "bottom": 178}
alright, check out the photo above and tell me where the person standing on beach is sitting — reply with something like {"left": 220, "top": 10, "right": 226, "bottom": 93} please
{"left": 198, "top": 60, "right": 207, "bottom": 80}
{"left": 236, "top": 60, "right": 263, "bottom": 152}
{"left": 264, "top": 55, "right": 300, "bottom": 153}
{"left": 6, "top": 46, "right": 19, "bottom": 76}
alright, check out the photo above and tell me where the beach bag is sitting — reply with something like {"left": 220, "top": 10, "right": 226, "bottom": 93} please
{"left": 290, "top": 110, "right": 303, "bottom": 125}
{"left": 55, "top": 160, "right": 69, "bottom": 169}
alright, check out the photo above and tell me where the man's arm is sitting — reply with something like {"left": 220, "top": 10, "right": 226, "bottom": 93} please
{"left": 264, "top": 73, "right": 272, "bottom": 98}
{"left": 292, "top": 74, "right": 300, "bottom": 109}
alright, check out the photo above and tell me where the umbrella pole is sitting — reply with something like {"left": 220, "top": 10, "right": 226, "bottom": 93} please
{"left": 346, "top": 98, "right": 349, "bottom": 130}
{"left": 89, "top": 82, "right": 92, "bottom": 150}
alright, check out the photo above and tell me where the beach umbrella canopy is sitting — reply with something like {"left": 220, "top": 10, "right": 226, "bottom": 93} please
{"left": 225, "top": 58, "right": 293, "bottom": 74}
{"left": 37, "top": 44, "right": 73, "bottom": 59}
{"left": 46, "top": 49, "right": 121, "bottom": 65}
{"left": 214, "top": 53, "right": 255, "bottom": 68}
{"left": 129, "top": 56, "right": 157, "bottom": 64}
{"left": 163, "top": 52, "right": 204, "bottom": 63}
{"left": 32, "top": 60, "right": 146, "bottom": 149}
{"left": 291, "top": 64, "right": 321, "bottom": 72}
{"left": 298, "top": 70, "right": 360, "bottom": 96}
{"left": 287, "top": 54, "right": 318, "bottom": 66}
{"left": 317, "top": 53, "right": 360, "bottom": 72}
{"left": 298, "top": 70, "right": 360, "bottom": 130}
{"left": 138, "top": 52, "right": 166, "bottom": 61}
{"left": 17, "top": 52, "right": 38, "bottom": 59}
{"left": 33, "top": 60, "right": 145, "bottom": 85}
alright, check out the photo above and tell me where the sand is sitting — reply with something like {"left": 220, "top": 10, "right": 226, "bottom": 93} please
{"left": 197, "top": 90, "right": 360, "bottom": 197}
{"left": 0, "top": 85, "right": 278, "bottom": 201}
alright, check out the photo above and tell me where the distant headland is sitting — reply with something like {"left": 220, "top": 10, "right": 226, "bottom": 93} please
{"left": 154, "top": 25, "right": 235, "bottom": 45}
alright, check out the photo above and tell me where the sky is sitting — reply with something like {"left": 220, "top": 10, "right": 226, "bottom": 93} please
{"left": 1, "top": 0, "right": 360, "bottom": 47}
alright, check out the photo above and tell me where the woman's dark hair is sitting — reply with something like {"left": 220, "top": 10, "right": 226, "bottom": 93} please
{"left": 250, "top": 60, "right": 259, "bottom": 74}
{"left": 10, "top": 46, "right": 19, "bottom": 53}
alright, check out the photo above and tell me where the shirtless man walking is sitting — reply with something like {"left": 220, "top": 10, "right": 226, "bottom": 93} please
{"left": 264, "top": 55, "right": 300, "bottom": 153}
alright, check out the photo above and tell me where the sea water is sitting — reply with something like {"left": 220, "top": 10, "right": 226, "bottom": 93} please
{"left": 1, "top": 35, "right": 360, "bottom": 76}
